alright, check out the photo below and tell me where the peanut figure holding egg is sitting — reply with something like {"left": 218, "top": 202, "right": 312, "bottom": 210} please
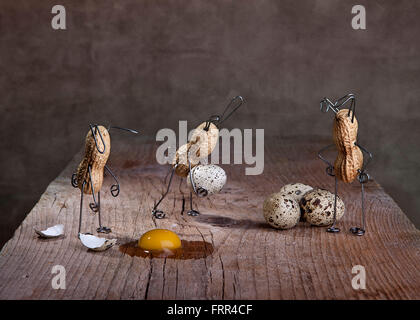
{"left": 71, "top": 124, "right": 138, "bottom": 236}
{"left": 318, "top": 93, "right": 373, "bottom": 235}
{"left": 152, "top": 96, "right": 244, "bottom": 219}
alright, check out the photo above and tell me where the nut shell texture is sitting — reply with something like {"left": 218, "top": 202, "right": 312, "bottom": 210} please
{"left": 189, "top": 122, "right": 219, "bottom": 159}
{"left": 76, "top": 125, "right": 110, "bottom": 194}
{"left": 333, "top": 109, "right": 363, "bottom": 183}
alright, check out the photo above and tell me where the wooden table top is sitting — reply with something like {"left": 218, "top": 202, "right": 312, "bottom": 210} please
{"left": 1, "top": 136, "right": 419, "bottom": 299}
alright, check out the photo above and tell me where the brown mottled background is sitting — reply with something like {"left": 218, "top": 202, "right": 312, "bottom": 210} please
{"left": 0, "top": 0, "right": 419, "bottom": 247}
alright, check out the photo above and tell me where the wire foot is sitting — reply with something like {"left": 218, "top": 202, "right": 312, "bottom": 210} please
{"left": 350, "top": 227, "right": 365, "bottom": 236}
{"left": 327, "top": 226, "right": 340, "bottom": 233}
{"left": 187, "top": 209, "right": 200, "bottom": 216}
{"left": 152, "top": 209, "right": 166, "bottom": 219}
{"left": 97, "top": 226, "right": 112, "bottom": 234}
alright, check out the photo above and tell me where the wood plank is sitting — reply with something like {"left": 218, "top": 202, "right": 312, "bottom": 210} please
{"left": 0, "top": 136, "right": 419, "bottom": 300}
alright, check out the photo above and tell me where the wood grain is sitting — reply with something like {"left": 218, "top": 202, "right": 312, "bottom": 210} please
{"left": 0, "top": 136, "right": 419, "bottom": 300}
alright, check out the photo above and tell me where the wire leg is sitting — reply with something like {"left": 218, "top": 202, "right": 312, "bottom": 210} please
{"left": 152, "top": 166, "right": 176, "bottom": 219}
{"left": 327, "top": 175, "right": 340, "bottom": 233}
{"left": 179, "top": 176, "right": 185, "bottom": 215}
{"left": 78, "top": 181, "right": 86, "bottom": 237}
{"left": 187, "top": 191, "right": 200, "bottom": 216}
{"left": 350, "top": 183, "right": 366, "bottom": 236}
{"left": 96, "top": 192, "right": 111, "bottom": 234}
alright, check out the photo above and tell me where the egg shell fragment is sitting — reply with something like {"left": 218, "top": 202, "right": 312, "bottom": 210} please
{"left": 300, "top": 189, "right": 345, "bottom": 226}
{"left": 79, "top": 233, "right": 117, "bottom": 251}
{"left": 263, "top": 193, "right": 300, "bottom": 230}
{"left": 187, "top": 164, "right": 227, "bottom": 195}
{"left": 34, "top": 224, "right": 64, "bottom": 238}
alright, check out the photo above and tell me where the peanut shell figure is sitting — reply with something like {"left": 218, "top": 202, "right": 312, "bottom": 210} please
{"left": 71, "top": 124, "right": 138, "bottom": 236}
{"left": 318, "top": 94, "right": 373, "bottom": 235}
{"left": 152, "top": 96, "right": 244, "bottom": 219}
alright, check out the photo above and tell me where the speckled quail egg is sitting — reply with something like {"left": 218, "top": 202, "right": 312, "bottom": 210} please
{"left": 279, "top": 183, "right": 313, "bottom": 202}
{"left": 279, "top": 183, "right": 314, "bottom": 221}
{"left": 263, "top": 193, "right": 300, "bottom": 230}
{"left": 187, "top": 164, "right": 226, "bottom": 196}
{"left": 300, "top": 189, "right": 345, "bottom": 226}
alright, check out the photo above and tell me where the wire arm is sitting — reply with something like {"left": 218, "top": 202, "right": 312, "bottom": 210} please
{"left": 105, "top": 165, "right": 120, "bottom": 197}
{"left": 355, "top": 143, "right": 373, "bottom": 183}
{"left": 318, "top": 144, "right": 336, "bottom": 177}
{"left": 87, "top": 165, "right": 99, "bottom": 212}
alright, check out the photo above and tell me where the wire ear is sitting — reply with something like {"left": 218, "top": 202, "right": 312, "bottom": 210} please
{"left": 108, "top": 126, "right": 139, "bottom": 134}
{"left": 205, "top": 95, "right": 245, "bottom": 129}
{"left": 320, "top": 94, "right": 356, "bottom": 122}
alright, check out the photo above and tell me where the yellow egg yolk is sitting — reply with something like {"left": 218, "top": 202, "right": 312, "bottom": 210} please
{"left": 138, "top": 229, "right": 182, "bottom": 251}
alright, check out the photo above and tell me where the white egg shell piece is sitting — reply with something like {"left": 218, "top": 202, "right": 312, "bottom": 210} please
{"left": 263, "top": 193, "right": 300, "bottom": 230}
{"left": 279, "top": 183, "right": 313, "bottom": 202}
{"left": 34, "top": 224, "right": 64, "bottom": 238}
{"left": 187, "top": 165, "right": 227, "bottom": 195}
{"left": 79, "top": 233, "right": 117, "bottom": 251}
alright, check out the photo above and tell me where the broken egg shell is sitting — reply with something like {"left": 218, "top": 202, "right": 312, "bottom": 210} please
{"left": 300, "top": 189, "right": 345, "bottom": 226}
{"left": 34, "top": 224, "right": 64, "bottom": 238}
{"left": 187, "top": 164, "right": 227, "bottom": 195}
{"left": 79, "top": 233, "right": 117, "bottom": 251}
{"left": 263, "top": 193, "right": 300, "bottom": 230}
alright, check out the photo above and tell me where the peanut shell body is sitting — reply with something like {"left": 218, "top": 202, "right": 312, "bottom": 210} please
{"left": 172, "top": 122, "right": 219, "bottom": 177}
{"left": 76, "top": 126, "right": 110, "bottom": 194}
{"left": 333, "top": 109, "right": 363, "bottom": 183}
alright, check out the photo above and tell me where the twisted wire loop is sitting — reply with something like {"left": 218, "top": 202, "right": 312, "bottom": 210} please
{"left": 196, "top": 187, "right": 208, "bottom": 197}
{"left": 326, "top": 166, "right": 335, "bottom": 177}
{"left": 204, "top": 95, "right": 245, "bottom": 130}
{"left": 89, "top": 202, "right": 99, "bottom": 213}
{"left": 110, "top": 185, "right": 120, "bottom": 197}
{"left": 320, "top": 93, "right": 356, "bottom": 123}
{"left": 71, "top": 173, "right": 78, "bottom": 188}
{"left": 357, "top": 170, "right": 370, "bottom": 184}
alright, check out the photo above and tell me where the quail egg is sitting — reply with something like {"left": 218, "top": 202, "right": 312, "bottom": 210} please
{"left": 279, "top": 183, "right": 313, "bottom": 202}
{"left": 187, "top": 164, "right": 226, "bottom": 195}
{"left": 263, "top": 193, "right": 300, "bottom": 230}
{"left": 300, "top": 189, "right": 345, "bottom": 226}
